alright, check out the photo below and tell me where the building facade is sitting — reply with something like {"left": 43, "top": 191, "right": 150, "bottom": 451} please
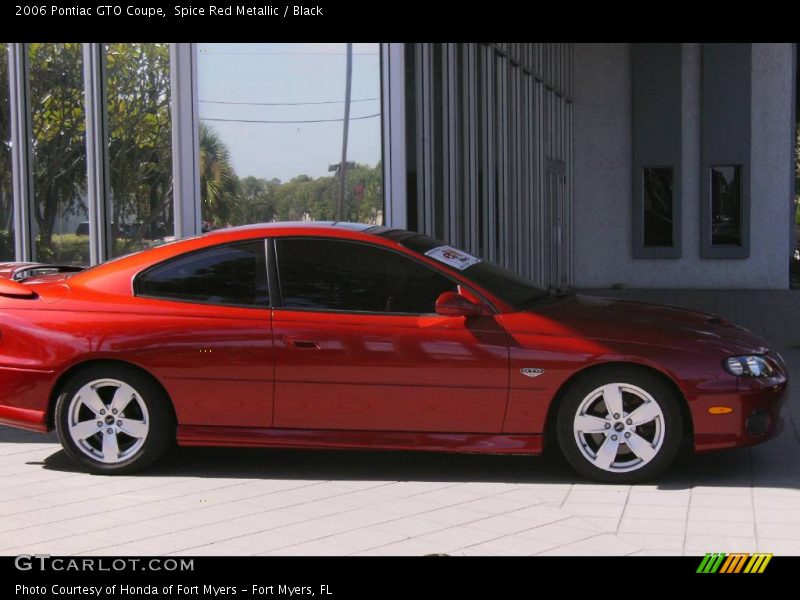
{"left": 1, "top": 43, "right": 796, "bottom": 288}
{"left": 574, "top": 43, "right": 797, "bottom": 289}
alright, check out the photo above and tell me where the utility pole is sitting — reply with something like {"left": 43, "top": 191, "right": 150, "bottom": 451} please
{"left": 337, "top": 43, "right": 353, "bottom": 222}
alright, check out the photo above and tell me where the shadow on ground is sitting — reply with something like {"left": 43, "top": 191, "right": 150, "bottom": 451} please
{"left": 0, "top": 429, "right": 58, "bottom": 444}
{"left": 17, "top": 428, "right": 795, "bottom": 491}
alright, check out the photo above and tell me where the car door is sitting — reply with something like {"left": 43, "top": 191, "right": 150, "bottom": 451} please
{"left": 271, "top": 237, "right": 509, "bottom": 433}
{"left": 128, "top": 239, "right": 274, "bottom": 428}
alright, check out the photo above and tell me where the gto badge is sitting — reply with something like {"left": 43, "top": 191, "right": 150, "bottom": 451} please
{"left": 520, "top": 368, "right": 545, "bottom": 378}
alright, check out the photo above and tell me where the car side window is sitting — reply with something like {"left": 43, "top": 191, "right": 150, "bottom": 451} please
{"left": 136, "top": 240, "right": 269, "bottom": 307}
{"left": 275, "top": 238, "right": 457, "bottom": 314}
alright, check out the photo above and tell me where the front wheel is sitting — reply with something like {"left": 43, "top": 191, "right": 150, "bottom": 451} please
{"left": 55, "top": 366, "right": 174, "bottom": 474}
{"left": 556, "top": 367, "right": 683, "bottom": 484}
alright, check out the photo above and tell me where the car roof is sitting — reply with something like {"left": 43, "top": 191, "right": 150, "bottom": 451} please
{"left": 65, "top": 222, "right": 402, "bottom": 290}
{"left": 57, "top": 222, "right": 514, "bottom": 313}
{"left": 205, "top": 221, "right": 380, "bottom": 235}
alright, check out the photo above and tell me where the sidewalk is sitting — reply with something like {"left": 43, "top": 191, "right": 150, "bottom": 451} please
{"left": 1, "top": 289, "right": 798, "bottom": 556}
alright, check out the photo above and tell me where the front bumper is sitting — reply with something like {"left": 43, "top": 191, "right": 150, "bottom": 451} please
{"left": 692, "top": 376, "right": 787, "bottom": 453}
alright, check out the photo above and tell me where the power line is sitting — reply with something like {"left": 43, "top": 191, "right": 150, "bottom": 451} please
{"left": 198, "top": 51, "right": 379, "bottom": 56}
{"left": 199, "top": 97, "right": 378, "bottom": 107}
{"left": 199, "top": 113, "right": 380, "bottom": 124}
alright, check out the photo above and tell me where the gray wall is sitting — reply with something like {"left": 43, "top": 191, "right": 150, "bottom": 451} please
{"left": 573, "top": 43, "right": 795, "bottom": 289}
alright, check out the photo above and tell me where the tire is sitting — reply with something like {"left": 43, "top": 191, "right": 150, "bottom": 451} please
{"left": 556, "top": 366, "right": 683, "bottom": 484}
{"left": 55, "top": 365, "right": 174, "bottom": 475}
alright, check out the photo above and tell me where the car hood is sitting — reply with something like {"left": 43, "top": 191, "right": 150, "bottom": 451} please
{"left": 523, "top": 294, "right": 771, "bottom": 355}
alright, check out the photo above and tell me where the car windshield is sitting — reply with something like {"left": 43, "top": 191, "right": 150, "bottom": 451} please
{"left": 385, "top": 232, "right": 554, "bottom": 309}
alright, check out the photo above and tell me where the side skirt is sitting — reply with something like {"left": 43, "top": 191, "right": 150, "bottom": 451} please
{"left": 177, "top": 426, "right": 543, "bottom": 455}
{"left": 0, "top": 405, "right": 48, "bottom": 433}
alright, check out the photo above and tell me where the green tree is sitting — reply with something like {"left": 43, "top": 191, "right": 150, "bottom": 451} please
{"left": 348, "top": 162, "right": 383, "bottom": 224}
{"left": 251, "top": 162, "right": 382, "bottom": 225}
{"left": 0, "top": 44, "right": 13, "bottom": 258}
{"left": 199, "top": 122, "right": 239, "bottom": 225}
{"left": 28, "top": 43, "right": 87, "bottom": 255}
{"left": 27, "top": 43, "right": 175, "bottom": 261}
{"left": 236, "top": 176, "right": 279, "bottom": 224}
{"left": 105, "top": 43, "right": 173, "bottom": 252}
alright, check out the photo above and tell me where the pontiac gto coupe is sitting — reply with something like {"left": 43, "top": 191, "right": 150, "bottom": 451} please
{"left": 0, "top": 223, "right": 787, "bottom": 482}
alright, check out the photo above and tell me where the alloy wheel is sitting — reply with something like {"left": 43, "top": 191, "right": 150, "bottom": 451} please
{"left": 66, "top": 378, "right": 150, "bottom": 464}
{"left": 572, "top": 383, "right": 665, "bottom": 473}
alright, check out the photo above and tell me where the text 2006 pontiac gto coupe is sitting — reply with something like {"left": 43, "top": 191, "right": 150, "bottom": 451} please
{"left": 0, "top": 223, "right": 787, "bottom": 482}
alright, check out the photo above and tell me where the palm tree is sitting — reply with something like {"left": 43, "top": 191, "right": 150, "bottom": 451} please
{"left": 199, "top": 122, "right": 239, "bottom": 225}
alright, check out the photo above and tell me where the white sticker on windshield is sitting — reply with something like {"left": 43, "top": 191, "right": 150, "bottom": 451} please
{"left": 424, "top": 246, "right": 481, "bottom": 270}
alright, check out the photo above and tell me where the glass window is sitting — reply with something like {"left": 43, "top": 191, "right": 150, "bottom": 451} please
{"left": 136, "top": 241, "right": 268, "bottom": 307}
{"left": 29, "top": 43, "right": 89, "bottom": 265}
{"left": 0, "top": 44, "right": 14, "bottom": 260}
{"left": 106, "top": 43, "right": 174, "bottom": 257}
{"left": 197, "top": 43, "right": 383, "bottom": 228}
{"left": 386, "top": 231, "right": 551, "bottom": 309}
{"left": 711, "top": 165, "right": 742, "bottom": 246}
{"left": 642, "top": 167, "right": 674, "bottom": 247}
{"left": 275, "top": 238, "right": 456, "bottom": 314}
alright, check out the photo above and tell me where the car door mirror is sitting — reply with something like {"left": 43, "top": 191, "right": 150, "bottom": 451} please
{"left": 435, "top": 291, "right": 483, "bottom": 318}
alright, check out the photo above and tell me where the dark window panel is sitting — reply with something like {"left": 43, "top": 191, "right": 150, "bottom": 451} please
{"left": 275, "top": 238, "right": 456, "bottom": 314}
{"left": 710, "top": 165, "right": 743, "bottom": 247}
{"left": 643, "top": 167, "right": 674, "bottom": 247}
{"left": 136, "top": 241, "right": 269, "bottom": 307}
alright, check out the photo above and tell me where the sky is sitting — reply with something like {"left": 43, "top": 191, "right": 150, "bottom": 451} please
{"left": 196, "top": 43, "right": 382, "bottom": 182}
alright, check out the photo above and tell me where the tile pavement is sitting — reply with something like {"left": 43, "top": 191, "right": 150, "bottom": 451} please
{"left": 1, "top": 289, "right": 799, "bottom": 556}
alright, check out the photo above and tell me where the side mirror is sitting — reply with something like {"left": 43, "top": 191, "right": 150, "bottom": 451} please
{"left": 435, "top": 291, "right": 482, "bottom": 318}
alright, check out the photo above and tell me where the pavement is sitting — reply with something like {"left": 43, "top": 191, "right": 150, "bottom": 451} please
{"left": 1, "top": 289, "right": 799, "bottom": 556}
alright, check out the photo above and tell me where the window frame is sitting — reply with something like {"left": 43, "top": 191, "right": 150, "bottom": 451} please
{"left": 270, "top": 236, "right": 493, "bottom": 317}
{"left": 133, "top": 238, "right": 271, "bottom": 310}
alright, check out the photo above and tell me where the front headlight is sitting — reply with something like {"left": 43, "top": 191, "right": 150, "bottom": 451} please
{"left": 723, "top": 355, "right": 776, "bottom": 378}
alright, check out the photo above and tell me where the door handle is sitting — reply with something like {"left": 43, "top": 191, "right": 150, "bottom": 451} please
{"left": 286, "top": 337, "right": 320, "bottom": 350}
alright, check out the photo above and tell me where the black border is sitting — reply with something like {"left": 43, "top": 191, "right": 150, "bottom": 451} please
{"left": 3, "top": 555, "right": 796, "bottom": 594}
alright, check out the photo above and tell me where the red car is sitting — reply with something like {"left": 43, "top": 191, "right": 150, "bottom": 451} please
{"left": 0, "top": 223, "right": 787, "bottom": 483}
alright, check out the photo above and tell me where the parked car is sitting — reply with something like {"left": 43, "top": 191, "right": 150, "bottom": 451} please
{"left": 0, "top": 223, "right": 787, "bottom": 482}
{"left": 116, "top": 222, "right": 169, "bottom": 240}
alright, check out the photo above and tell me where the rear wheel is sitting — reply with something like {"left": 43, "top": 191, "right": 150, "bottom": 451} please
{"left": 556, "top": 367, "right": 683, "bottom": 483}
{"left": 55, "top": 366, "right": 173, "bottom": 474}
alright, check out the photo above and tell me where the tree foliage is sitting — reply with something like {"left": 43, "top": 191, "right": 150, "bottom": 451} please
{"left": 199, "top": 122, "right": 239, "bottom": 225}
{"left": 213, "top": 161, "right": 383, "bottom": 227}
{"left": 0, "top": 43, "right": 13, "bottom": 258}
{"left": 105, "top": 43, "right": 173, "bottom": 252}
{"left": 28, "top": 42, "right": 87, "bottom": 258}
